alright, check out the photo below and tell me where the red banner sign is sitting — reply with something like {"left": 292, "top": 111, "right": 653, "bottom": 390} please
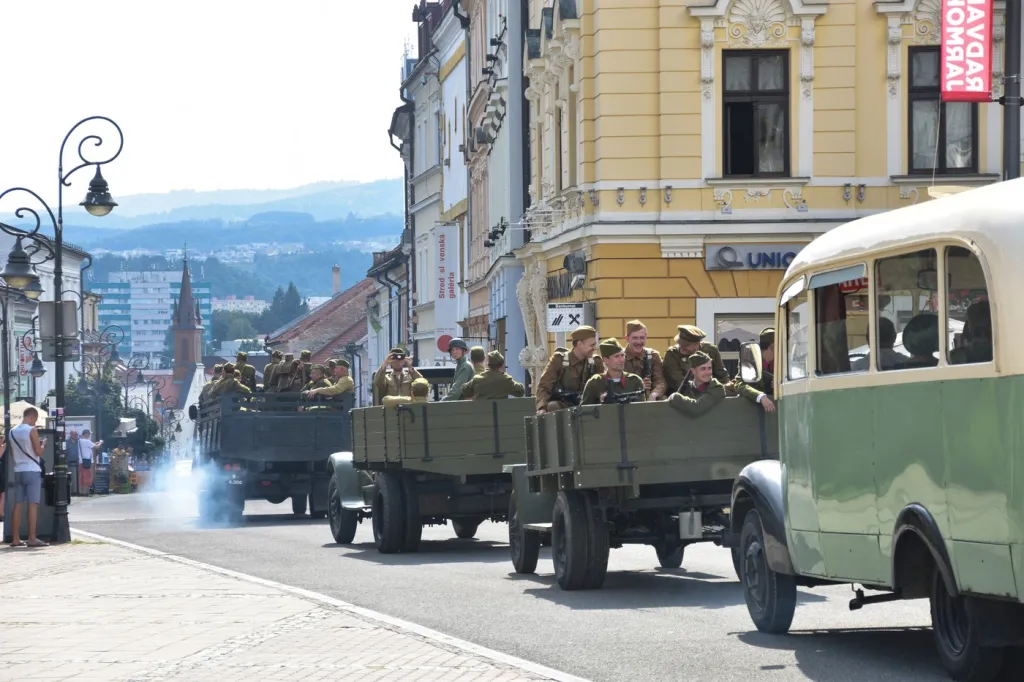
{"left": 940, "top": 0, "right": 994, "bottom": 102}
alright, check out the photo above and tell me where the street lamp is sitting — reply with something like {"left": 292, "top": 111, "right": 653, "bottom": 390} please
{"left": 0, "top": 116, "right": 124, "bottom": 545}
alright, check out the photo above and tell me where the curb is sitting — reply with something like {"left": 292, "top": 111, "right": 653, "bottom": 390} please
{"left": 70, "top": 527, "right": 590, "bottom": 682}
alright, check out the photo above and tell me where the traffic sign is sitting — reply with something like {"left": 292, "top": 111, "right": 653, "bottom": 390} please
{"left": 547, "top": 303, "right": 594, "bottom": 333}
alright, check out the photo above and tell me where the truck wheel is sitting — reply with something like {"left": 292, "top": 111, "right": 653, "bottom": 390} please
{"left": 731, "top": 545, "right": 743, "bottom": 581}
{"left": 931, "top": 568, "right": 1005, "bottom": 682}
{"left": 740, "top": 510, "right": 797, "bottom": 634}
{"left": 400, "top": 475, "right": 422, "bottom": 553}
{"left": 328, "top": 476, "right": 357, "bottom": 544}
{"left": 509, "top": 496, "right": 540, "bottom": 575}
{"left": 552, "top": 490, "right": 589, "bottom": 591}
{"left": 291, "top": 495, "right": 307, "bottom": 516}
{"left": 582, "top": 492, "right": 609, "bottom": 590}
{"left": 452, "top": 519, "right": 481, "bottom": 539}
{"left": 656, "top": 544, "right": 685, "bottom": 569}
{"left": 371, "top": 472, "right": 405, "bottom": 554}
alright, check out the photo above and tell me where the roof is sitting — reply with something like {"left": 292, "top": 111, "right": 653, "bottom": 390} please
{"left": 366, "top": 244, "right": 407, "bottom": 277}
{"left": 172, "top": 257, "right": 202, "bottom": 330}
{"left": 266, "top": 279, "right": 374, "bottom": 358}
{"left": 311, "top": 318, "right": 367, "bottom": 365}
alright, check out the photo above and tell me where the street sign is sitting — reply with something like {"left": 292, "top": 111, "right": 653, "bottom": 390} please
{"left": 546, "top": 302, "right": 595, "bottom": 333}
{"left": 38, "top": 301, "right": 79, "bottom": 339}
{"left": 41, "top": 338, "right": 81, "bottom": 363}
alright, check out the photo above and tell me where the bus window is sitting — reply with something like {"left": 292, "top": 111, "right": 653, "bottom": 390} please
{"left": 786, "top": 289, "right": 809, "bottom": 380}
{"left": 876, "top": 248, "right": 939, "bottom": 371}
{"left": 947, "top": 246, "right": 991, "bottom": 365}
{"left": 809, "top": 265, "right": 869, "bottom": 376}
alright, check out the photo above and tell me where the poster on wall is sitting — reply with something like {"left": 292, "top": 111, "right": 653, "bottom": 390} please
{"left": 940, "top": 0, "right": 993, "bottom": 102}
{"left": 433, "top": 222, "right": 460, "bottom": 358}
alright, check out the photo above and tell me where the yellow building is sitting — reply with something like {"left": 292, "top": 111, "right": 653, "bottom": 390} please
{"left": 512, "top": 0, "right": 1007, "bottom": 381}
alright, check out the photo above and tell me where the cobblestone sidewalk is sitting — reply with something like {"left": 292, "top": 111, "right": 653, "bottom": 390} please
{"left": 0, "top": 538, "right": 565, "bottom": 681}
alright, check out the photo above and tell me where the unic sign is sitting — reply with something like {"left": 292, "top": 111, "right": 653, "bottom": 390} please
{"left": 940, "top": 0, "right": 993, "bottom": 102}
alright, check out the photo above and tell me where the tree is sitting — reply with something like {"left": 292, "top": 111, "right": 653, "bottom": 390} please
{"left": 66, "top": 371, "right": 125, "bottom": 445}
{"left": 258, "top": 282, "right": 309, "bottom": 332}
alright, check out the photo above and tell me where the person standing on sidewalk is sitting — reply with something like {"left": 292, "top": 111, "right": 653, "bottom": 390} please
{"left": 78, "top": 430, "right": 103, "bottom": 495}
{"left": 9, "top": 407, "right": 48, "bottom": 547}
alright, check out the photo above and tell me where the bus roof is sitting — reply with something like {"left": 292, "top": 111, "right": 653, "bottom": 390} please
{"left": 786, "top": 178, "right": 1022, "bottom": 281}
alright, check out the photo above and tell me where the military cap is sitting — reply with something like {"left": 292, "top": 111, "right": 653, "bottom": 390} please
{"left": 284, "top": 353, "right": 295, "bottom": 363}
{"left": 213, "top": 364, "right": 223, "bottom": 374}
{"left": 300, "top": 349, "right": 312, "bottom": 360}
{"left": 625, "top": 320, "right": 646, "bottom": 335}
{"left": 470, "top": 346, "right": 486, "bottom": 363}
{"left": 389, "top": 346, "right": 405, "bottom": 356}
{"left": 598, "top": 337, "right": 625, "bottom": 358}
{"left": 487, "top": 350, "right": 505, "bottom": 368}
{"left": 570, "top": 325, "right": 597, "bottom": 342}
{"left": 222, "top": 362, "right": 236, "bottom": 373}
{"left": 236, "top": 351, "right": 248, "bottom": 360}
{"left": 677, "top": 325, "right": 707, "bottom": 343}
{"left": 411, "top": 377, "right": 430, "bottom": 397}
{"left": 271, "top": 349, "right": 283, "bottom": 359}
{"left": 311, "top": 364, "right": 326, "bottom": 373}
{"left": 336, "top": 358, "right": 350, "bottom": 369}
{"left": 688, "top": 351, "right": 712, "bottom": 368}
{"left": 326, "top": 359, "right": 337, "bottom": 370}
{"left": 759, "top": 327, "right": 776, "bottom": 347}
{"left": 448, "top": 337, "right": 469, "bottom": 352}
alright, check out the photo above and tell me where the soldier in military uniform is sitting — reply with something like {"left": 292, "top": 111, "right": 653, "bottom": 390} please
{"left": 304, "top": 360, "right": 354, "bottom": 402}
{"left": 200, "top": 364, "right": 224, "bottom": 402}
{"left": 580, "top": 338, "right": 646, "bottom": 405}
{"left": 302, "top": 365, "right": 331, "bottom": 392}
{"left": 623, "top": 320, "right": 667, "bottom": 400}
{"left": 211, "top": 362, "right": 253, "bottom": 397}
{"left": 469, "top": 346, "right": 486, "bottom": 375}
{"left": 382, "top": 378, "right": 431, "bottom": 407}
{"left": 668, "top": 351, "right": 726, "bottom": 417}
{"left": 443, "top": 338, "right": 474, "bottom": 401}
{"left": 300, "top": 350, "right": 313, "bottom": 382}
{"left": 461, "top": 351, "right": 525, "bottom": 399}
{"left": 235, "top": 351, "right": 257, "bottom": 391}
{"left": 730, "top": 327, "right": 776, "bottom": 412}
{"left": 263, "top": 350, "right": 283, "bottom": 392}
{"left": 663, "top": 325, "right": 729, "bottom": 395}
{"left": 277, "top": 359, "right": 304, "bottom": 393}
{"left": 534, "top": 325, "right": 604, "bottom": 414}
{"left": 373, "top": 347, "right": 423, "bottom": 404}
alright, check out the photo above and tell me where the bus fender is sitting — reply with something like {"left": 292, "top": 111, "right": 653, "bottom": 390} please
{"left": 328, "top": 452, "right": 373, "bottom": 510}
{"left": 892, "top": 504, "right": 957, "bottom": 596}
{"left": 731, "top": 460, "right": 796, "bottom": 575}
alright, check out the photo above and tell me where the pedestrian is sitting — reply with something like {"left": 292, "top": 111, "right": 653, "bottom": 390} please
{"left": 0, "top": 431, "right": 7, "bottom": 522}
{"left": 78, "top": 429, "right": 103, "bottom": 495}
{"left": 8, "top": 406, "right": 48, "bottom": 547}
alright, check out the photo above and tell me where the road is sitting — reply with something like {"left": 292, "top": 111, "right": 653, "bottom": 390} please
{"left": 70, "top": 483, "right": 949, "bottom": 682}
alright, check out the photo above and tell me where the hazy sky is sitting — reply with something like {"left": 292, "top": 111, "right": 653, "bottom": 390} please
{"left": 0, "top": 1, "right": 413, "bottom": 204}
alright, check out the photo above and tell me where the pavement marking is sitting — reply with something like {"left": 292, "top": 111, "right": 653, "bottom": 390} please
{"left": 70, "top": 527, "right": 591, "bottom": 682}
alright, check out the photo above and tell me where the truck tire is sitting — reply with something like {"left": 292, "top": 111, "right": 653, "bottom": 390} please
{"left": 400, "top": 475, "right": 422, "bottom": 553}
{"left": 656, "top": 544, "right": 685, "bottom": 569}
{"left": 372, "top": 472, "right": 404, "bottom": 554}
{"left": 509, "top": 496, "right": 540, "bottom": 575}
{"left": 452, "top": 519, "right": 481, "bottom": 539}
{"left": 552, "top": 490, "right": 589, "bottom": 591}
{"left": 740, "top": 510, "right": 797, "bottom": 634}
{"left": 931, "top": 567, "right": 1006, "bottom": 682}
{"left": 328, "top": 476, "right": 358, "bottom": 544}
{"left": 582, "top": 492, "right": 609, "bottom": 590}
{"left": 731, "top": 545, "right": 743, "bottom": 581}
{"left": 292, "top": 495, "right": 307, "bottom": 516}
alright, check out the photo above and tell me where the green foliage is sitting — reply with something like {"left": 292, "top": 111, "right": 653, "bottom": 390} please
{"left": 65, "top": 371, "right": 161, "bottom": 453}
{"left": 211, "top": 310, "right": 261, "bottom": 341}
{"left": 257, "top": 282, "right": 310, "bottom": 333}
{"left": 238, "top": 339, "right": 263, "bottom": 353}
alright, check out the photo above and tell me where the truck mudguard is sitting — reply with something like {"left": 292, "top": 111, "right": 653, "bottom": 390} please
{"left": 329, "top": 451, "right": 373, "bottom": 510}
{"left": 731, "top": 460, "right": 795, "bottom": 575}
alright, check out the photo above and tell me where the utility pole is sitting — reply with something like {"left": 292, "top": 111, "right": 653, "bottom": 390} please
{"left": 1004, "top": 0, "right": 1021, "bottom": 180}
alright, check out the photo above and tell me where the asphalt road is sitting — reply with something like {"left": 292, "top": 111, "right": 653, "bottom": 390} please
{"left": 70, "top": 481, "right": 950, "bottom": 682}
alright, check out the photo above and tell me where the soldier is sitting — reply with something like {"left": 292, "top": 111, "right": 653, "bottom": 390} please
{"left": 302, "top": 365, "right": 331, "bottom": 392}
{"left": 326, "top": 358, "right": 338, "bottom": 380}
{"left": 731, "top": 327, "right": 776, "bottom": 412}
{"left": 580, "top": 338, "right": 646, "bottom": 406}
{"left": 663, "top": 325, "right": 729, "bottom": 395}
{"left": 534, "top": 325, "right": 604, "bottom": 414}
{"left": 623, "top": 320, "right": 667, "bottom": 400}
{"left": 235, "top": 351, "right": 257, "bottom": 391}
{"left": 300, "top": 350, "right": 313, "bottom": 382}
{"left": 443, "top": 338, "right": 474, "bottom": 401}
{"left": 462, "top": 351, "right": 525, "bottom": 400}
{"left": 382, "top": 377, "right": 431, "bottom": 407}
{"left": 211, "top": 362, "right": 252, "bottom": 397}
{"left": 305, "top": 360, "right": 354, "bottom": 399}
{"left": 668, "top": 351, "right": 726, "bottom": 417}
{"left": 277, "top": 359, "right": 305, "bottom": 393}
{"left": 469, "top": 346, "right": 487, "bottom": 375}
{"left": 199, "top": 365, "right": 223, "bottom": 403}
{"left": 373, "top": 347, "right": 423, "bottom": 403}
{"left": 263, "top": 350, "right": 283, "bottom": 392}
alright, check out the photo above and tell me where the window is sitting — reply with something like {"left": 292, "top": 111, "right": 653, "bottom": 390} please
{"left": 875, "top": 249, "right": 939, "bottom": 371}
{"left": 909, "top": 47, "right": 977, "bottom": 174}
{"left": 715, "top": 313, "right": 774, "bottom": 377}
{"left": 786, "top": 288, "right": 809, "bottom": 380}
{"left": 810, "top": 265, "right": 869, "bottom": 376}
{"left": 723, "top": 50, "right": 789, "bottom": 177}
{"left": 946, "top": 246, "right": 991, "bottom": 364}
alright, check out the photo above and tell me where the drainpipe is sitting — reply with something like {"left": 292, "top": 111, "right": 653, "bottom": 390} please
{"left": 373, "top": 275, "right": 394, "bottom": 351}
{"left": 382, "top": 270, "right": 405, "bottom": 350}
{"left": 457, "top": 0, "right": 472, "bottom": 341}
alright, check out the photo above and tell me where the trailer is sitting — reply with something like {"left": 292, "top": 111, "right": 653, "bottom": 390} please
{"left": 327, "top": 397, "right": 535, "bottom": 552}
{"left": 506, "top": 397, "right": 778, "bottom": 590}
{"left": 191, "top": 392, "right": 354, "bottom": 523}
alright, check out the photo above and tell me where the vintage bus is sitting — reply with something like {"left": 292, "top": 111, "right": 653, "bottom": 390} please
{"left": 730, "top": 179, "right": 1023, "bottom": 682}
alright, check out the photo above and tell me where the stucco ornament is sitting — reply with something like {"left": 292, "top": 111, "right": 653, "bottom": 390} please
{"left": 729, "top": 0, "right": 788, "bottom": 47}
{"left": 914, "top": 0, "right": 942, "bottom": 45}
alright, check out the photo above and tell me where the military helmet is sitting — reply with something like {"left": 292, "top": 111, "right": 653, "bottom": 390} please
{"left": 448, "top": 338, "right": 469, "bottom": 352}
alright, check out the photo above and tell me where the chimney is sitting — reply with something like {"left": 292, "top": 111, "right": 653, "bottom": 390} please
{"left": 332, "top": 264, "right": 341, "bottom": 295}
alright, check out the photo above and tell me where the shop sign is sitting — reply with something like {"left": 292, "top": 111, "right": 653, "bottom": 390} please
{"left": 705, "top": 244, "right": 807, "bottom": 271}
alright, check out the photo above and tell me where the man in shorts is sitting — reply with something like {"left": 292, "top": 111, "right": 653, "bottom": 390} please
{"left": 8, "top": 406, "right": 48, "bottom": 547}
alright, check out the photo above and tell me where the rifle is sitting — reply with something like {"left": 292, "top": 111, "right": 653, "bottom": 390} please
{"left": 602, "top": 390, "right": 645, "bottom": 405}
{"left": 550, "top": 389, "right": 582, "bottom": 407}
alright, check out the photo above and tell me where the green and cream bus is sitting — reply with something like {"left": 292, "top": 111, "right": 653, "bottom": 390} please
{"left": 730, "top": 179, "right": 1023, "bottom": 682}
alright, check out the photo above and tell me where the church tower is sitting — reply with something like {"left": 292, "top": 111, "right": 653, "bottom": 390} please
{"left": 171, "top": 253, "right": 203, "bottom": 382}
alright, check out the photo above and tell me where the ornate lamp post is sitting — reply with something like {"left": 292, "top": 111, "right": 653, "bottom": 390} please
{"left": 0, "top": 116, "right": 123, "bottom": 544}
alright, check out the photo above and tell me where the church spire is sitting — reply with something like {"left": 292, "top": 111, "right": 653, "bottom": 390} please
{"left": 174, "top": 250, "right": 200, "bottom": 330}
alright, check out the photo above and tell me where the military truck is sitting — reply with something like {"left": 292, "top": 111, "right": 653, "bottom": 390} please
{"left": 327, "top": 397, "right": 535, "bottom": 552}
{"left": 191, "top": 392, "right": 354, "bottom": 523}
{"left": 506, "top": 376, "right": 778, "bottom": 590}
